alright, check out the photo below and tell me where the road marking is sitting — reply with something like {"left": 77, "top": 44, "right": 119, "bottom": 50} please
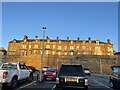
{"left": 93, "top": 79, "right": 111, "bottom": 89}
{"left": 16, "top": 81, "right": 37, "bottom": 90}
{"left": 45, "top": 81, "right": 56, "bottom": 84}
{"left": 51, "top": 85, "right": 56, "bottom": 90}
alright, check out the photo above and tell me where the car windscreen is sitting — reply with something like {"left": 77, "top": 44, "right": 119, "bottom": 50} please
{"left": 113, "top": 68, "right": 120, "bottom": 74}
{"left": 1, "top": 64, "right": 17, "bottom": 69}
{"left": 59, "top": 65, "right": 85, "bottom": 77}
{"left": 46, "top": 68, "right": 55, "bottom": 72}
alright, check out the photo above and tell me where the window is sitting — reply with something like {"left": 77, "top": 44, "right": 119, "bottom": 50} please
{"left": 47, "top": 39, "right": 50, "bottom": 43}
{"left": 95, "top": 46, "right": 101, "bottom": 55}
{"left": 34, "top": 50, "right": 37, "bottom": 54}
{"left": 90, "top": 47, "right": 92, "bottom": 51}
{"left": 96, "top": 41, "right": 99, "bottom": 45}
{"left": 52, "top": 51, "right": 55, "bottom": 55}
{"left": 46, "top": 50, "right": 49, "bottom": 54}
{"left": 23, "top": 45, "right": 26, "bottom": 48}
{"left": 11, "top": 47, "right": 14, "bottom": 50}
{"left": 29, "top": 45, "right": 31, "bottom": 49}
{"left": 24, "top": 39, "right": 27, "bottom": 42}
{"left": 70, "top": 46, "right": 74, "bottom": 50}
{"left": 40, "top": 51, "right": 43, "bottom": 54}
{"left": 40, "top": 44, "right": 43, "bottom": 49}
{"left": 83, "top": 52, "right": 86, "bottom": 55}
{"left": 24, "top": 51, "right": 27, "bottom": 55}
{"left": 53, "top": 45, "right": 55, "bottom": 49}
{"left": 16, "top": 47, "right": 19, "bottom": 50}
{"left": 83, "top": 41, "right": 85, "bottom": 44}
{"left": 59, "top": 40, "right": 61, "bottom": 44}
{"left": 36, "top": 40, "right": 38, "bottom": 43}
{"left": 65, "top": 52, "right": 67, "bottom": 55}
{"left": 58, "top": 52, "right": 61, "bottom": 55}
{"left": 21, "top": 52, "right": 24, "bottom": 56}
{"left": 34, "top": 44, "right": 38, "bottom": 48}
{"left": 46, "top": 45, "right": 50, "bottom": 49}
{"left": 77, "top": 46, "right": 80, "bottom": 50}
{"left": 64, "top": 46, "right": 67, "bottom": 50}
{"left": 82, "top": 46, "right": 86, "bottom": 51}
{"left": 58, "top": 46, "right": 62, "bottom": 50}
{"left": 19, "top": 64, "right": 27, "bottom": 70}
{"left": 71, "top": 41, "right": 73, "bottom": 44}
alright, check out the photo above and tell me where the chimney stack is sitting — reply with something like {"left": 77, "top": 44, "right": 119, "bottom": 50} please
{"left": 67, "top": 37, "right": 69, "bottom": 41}
{"left": 107, "top": 39, "right": 111, "bottom": 44}
{"left": 77, "top": 37, "right": 80, "bottom": 41}
{"left": 56, "top": 36, "right": 59, "bottom": 40}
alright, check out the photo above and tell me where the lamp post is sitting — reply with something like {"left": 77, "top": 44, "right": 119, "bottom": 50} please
{"left": 39, "top": 26, "right": 46, "bottom": 82}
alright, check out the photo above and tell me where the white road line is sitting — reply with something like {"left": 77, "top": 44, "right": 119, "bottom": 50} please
{"left": 93, "top": 79, "right": 111, "bottom": 89}
{"left": 51, "top": 85, "right": 56, "bottom": 90}
{"left": 16, "top": 81, "right": 37, "bottom": 90}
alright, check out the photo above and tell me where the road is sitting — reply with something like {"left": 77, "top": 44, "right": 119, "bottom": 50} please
{"left": 0, "top": 74, "right": 119, "bottom": 90}
{"left": 1, "top": 74, "right": 117, "bottom": 90}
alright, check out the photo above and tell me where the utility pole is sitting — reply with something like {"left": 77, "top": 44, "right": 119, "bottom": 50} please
{"left": 100, "top": 59, "right": 102, "bottom": 74}
{"left": 39, "top": 26, "right": 46, "bottom": 82}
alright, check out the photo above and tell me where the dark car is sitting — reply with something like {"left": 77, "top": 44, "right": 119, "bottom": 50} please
{"left": 109, "top": 65, "right": 120, "bottom": 88}
{"left": 84, "top": 68, "right": 91, "bottom": 76}
{"left": 43, "top": 68, "right": 57, "bottom": 81}
{"left": 56, "top": 64, "right": 88, "bottom": 89}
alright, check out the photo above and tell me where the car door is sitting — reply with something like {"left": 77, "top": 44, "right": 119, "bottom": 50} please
{"left": 19, "top": 64, "right": 29, "bottom": 79}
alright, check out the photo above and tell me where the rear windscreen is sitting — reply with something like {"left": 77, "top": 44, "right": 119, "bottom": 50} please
{"left": 1, "top": 64, "right": 17, "bottom": 69}
{"left": 59, "top": 65, "right": 85, "bottom": 76}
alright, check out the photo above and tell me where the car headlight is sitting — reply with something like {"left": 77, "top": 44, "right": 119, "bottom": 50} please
{"left": 85, "top": 79, "right": 88, "bottom": 86}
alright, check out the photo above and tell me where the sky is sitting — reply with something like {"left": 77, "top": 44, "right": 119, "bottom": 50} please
{"left": 1, "top": 2, "right": 118, "bottom": 51}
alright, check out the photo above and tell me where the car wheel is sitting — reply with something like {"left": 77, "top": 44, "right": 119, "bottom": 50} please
{"left": 10, "top": 77, "right": 18, "bottom": 89}
{"left": 28, "top": 73, "right": 33, "bottom": 82}
{"left": 2, "top": 83, "right": 8, "bottom": 89}
{"left": 84, "top": 86, "right": 88, "bottom": 90}
{"left": 109, "top": 81, "right": 114, "bottom": 88}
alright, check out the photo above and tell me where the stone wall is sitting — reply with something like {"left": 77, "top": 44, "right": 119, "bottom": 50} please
{"left": 1, "top": 54, "right": 119, "bottom": 74}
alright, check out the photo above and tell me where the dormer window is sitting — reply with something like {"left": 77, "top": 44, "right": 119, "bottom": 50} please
{"left": 24, "top": 39, "right": 27, "bottom": 42}
{"left": 71, "top": 41, "right": 73, "bottom": 44}
{"left": 47, "top": 39, "right": 50, "bottom": 43}
{"left": 83, "top": 41, "right": 85, "bottom": 44}
{"left": 96, "top": 41, "right": 99, "bottom": 45}
{"left": 59, "top": 40, "right": 61, "bottom": 44}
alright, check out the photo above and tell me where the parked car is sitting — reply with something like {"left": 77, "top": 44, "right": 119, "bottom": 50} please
{"left": 43, "top": 68, "right": 57, "bottom": 81}
{"left": 42, "top": 66, "right": 49, "bottom": 73}
{"left": 109, "top": 65, "right": 120, "bottom": 88}
{"left": 56, "top": 64, "right": 88, "bottom": 89}
{"left": 0, "top": 62, "right": 33, "bottom": 89}
{"left": 84, "top": 68, "right": 91, "bottom": 76}
{"left": 27, "top": 66, "right": 36, "bottom": 72}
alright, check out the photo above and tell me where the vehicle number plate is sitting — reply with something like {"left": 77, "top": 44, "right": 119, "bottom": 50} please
{"left": 46, "top": 78, "right": 51, "bottom": 80}
{"left": 66, "top": 78, "right": 77, "bottom": 82}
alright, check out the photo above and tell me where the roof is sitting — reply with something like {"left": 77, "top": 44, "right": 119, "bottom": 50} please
{"left": 9, "top": 39, "right": 109, "bottom": 45}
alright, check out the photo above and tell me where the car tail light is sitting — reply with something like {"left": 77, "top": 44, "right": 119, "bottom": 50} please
{"left": 53, "top": 73, "right": 56, "bottom": 75}
{"left": 44, "top": 72, "right": 46, "bottom": 75}
{"left": 56, "top": 77, "right": 59, "bottom": 84}
{"left": 85, "top": 79, "right": 88, "bottom": 85}
{"left": 3, "top": 71, "right": 8, "bottom": 79}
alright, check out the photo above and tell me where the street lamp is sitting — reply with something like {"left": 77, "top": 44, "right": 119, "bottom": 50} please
{"left": 39, "top": 26, "right": 46, "bottom": 82}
